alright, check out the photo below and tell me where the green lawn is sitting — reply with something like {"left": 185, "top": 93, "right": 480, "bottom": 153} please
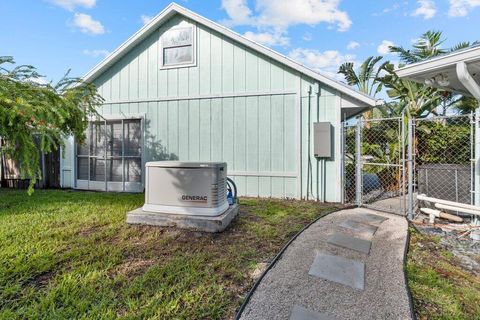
{"left": 406, "top": 228, "right": 480, "bottom": 320}
{"left": 0, "top": 189, "right": 338, "bottom": 319}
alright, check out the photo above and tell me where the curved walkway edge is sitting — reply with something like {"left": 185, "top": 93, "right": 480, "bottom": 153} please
{"left": 238, "top": 207, "right": 412, "bottom": 320}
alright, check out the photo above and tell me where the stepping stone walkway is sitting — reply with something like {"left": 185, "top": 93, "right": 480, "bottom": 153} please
{"left": 239, "top": 208, "right": 412, "bottom": 320}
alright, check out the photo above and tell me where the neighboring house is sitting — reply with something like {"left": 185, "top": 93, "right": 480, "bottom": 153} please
{"left": 60, "top": 3, "right": 378, "bottom": 202}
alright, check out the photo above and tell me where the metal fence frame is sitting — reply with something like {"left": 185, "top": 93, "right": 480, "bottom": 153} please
{"left": 342, "top": 112, "right": 476, "bottom": 218}
{"left": 408, "top": 113, "right": 476, "bottom": 219}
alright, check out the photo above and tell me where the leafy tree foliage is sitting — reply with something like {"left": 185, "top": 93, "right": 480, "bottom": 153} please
{"left": 0, "top": 56, "right": 103, "bottom": 192}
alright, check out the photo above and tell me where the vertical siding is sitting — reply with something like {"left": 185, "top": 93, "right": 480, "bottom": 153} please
{"left": 65, "top": 13, "right": 351, "bottom": 199}
{"left": 300, "top": 76, "right": 342, "bottom": 202}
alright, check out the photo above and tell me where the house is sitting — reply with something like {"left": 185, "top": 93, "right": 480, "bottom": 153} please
{"left": 60, "top": 3, "right": 378, "bottom": 202}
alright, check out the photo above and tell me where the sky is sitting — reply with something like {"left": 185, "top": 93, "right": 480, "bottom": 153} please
{"left": 1, "top": 0, "right": 480, "bottom": 84}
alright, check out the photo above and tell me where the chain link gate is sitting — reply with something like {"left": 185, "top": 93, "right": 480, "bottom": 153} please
{"left": 342, "top": 116, "right": 407, "bottom": 215}
{"left": 342, "top": 113, "right": 477, "bottom": 217}
{"left": 408, "top": 114, "right": 476, "bottom": 218}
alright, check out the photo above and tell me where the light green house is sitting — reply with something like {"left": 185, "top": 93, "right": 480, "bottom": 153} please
{"left": 60, "top": 3, "right": 377, "bottom": 202}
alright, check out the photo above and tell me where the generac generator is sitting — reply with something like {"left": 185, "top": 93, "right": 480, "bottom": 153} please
{"left": 142, "top": 161, "right": 228, "bottom": 216}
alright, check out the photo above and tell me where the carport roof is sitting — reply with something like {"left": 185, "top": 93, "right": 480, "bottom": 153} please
{"left": 395, "top": 45, "right": 480, "bottom": 98}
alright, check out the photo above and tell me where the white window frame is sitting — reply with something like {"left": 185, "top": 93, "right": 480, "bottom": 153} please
{"left": 74, "top": 115, "right": 145, "bottom": 193}
{"left": 160, "top": 25, "right": 197, "bottom": 69}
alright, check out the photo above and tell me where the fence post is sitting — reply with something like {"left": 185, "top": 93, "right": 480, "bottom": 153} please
{"left": 407, "top": 116, "right": 414, "bottom": 220}
{"left": 355, "top": 118, "right": 362, "bottom": 207}
{"left": 340, "top": 121, "right": 345, "bottom": 204}
{"left": 475, "top": 109, "right": 480, "bottom": 226}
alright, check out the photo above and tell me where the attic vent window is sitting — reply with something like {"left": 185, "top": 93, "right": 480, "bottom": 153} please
{"left": 162, "top": 26, "right": 195, "bottom": 67}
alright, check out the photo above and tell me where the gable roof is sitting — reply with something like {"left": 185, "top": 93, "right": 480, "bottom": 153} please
{"left": 82, "top": 2, "right": 378, "bottom": 107}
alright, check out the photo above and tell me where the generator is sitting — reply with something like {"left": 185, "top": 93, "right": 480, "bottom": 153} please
{"left": 142, "top": 161, "right": 229, "bottom": 216}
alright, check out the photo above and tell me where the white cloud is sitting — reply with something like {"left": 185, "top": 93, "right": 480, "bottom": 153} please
{"left": 221, "top": 0, "right": 254, "bottom": 25}
{"left": 221, "top": 0, "right": 352, "bottom": 32}
{"left": 347, "top": 41, "right": 360, "bottom": 50}
{"left": 82, "top": 49, "right": 110, "bottom": 58}
{"left": 73, "top": 13, "right": 105, "bottom": 35}
{"left": 412, "top": 0, "right": 436, "bottom": 19}
{"left": 141, "top": 14, "right": 153, "bottom": 25}
{"left": 289, "top": 48, "right": 356, "bottom": 79}
{"left": 243, "top": 31, "right": 289, "bottom": 46}
{"left": 372, "top": 3, "right": 401, "bottom": 16}
{"left": 377, "top": 40, "right": 395, "bottom": 55}
{"left": 49, "top": 0, "right": 96, "bottom": 11}
{"left": 448, "top": 0, "right": 480, "bottom": 17}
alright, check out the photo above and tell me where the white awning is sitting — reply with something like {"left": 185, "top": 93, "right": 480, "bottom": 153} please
{"left": 395, "top": 45, "right": 480, "bottom": 100}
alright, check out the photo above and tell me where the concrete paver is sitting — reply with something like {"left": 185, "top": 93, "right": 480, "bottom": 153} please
{"left": 308, "top": 253, "right": 365, "bottom": 290}
{"left": 327, "top": 232, "right": 372, "bottom": 254}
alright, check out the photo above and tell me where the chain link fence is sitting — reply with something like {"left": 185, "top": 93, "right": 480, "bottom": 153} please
{"left": 342, "top": 117, "right": 406, "bottom": 214}
{"left": 412, "top": 114, "right": 475, "bottom": 215}
{"left": 341, "top": 124, "right": 357, "bottom": 204}
{"left": 342, "top": 113, "right": 475, "bottom": 217}
{"left": 360, "top": 117, "right": 406, "bottom": 214}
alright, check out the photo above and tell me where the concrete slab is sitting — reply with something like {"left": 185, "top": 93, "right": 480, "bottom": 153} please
{"left": 308, "top": 253, "right": 365, "bottom": 290}
{"left": 340, "top": 219, "right": 378, "bottom": 236}
{"left": 290, "top": 305, "right": 335, "bottom": 320}
{"left": 126, "top": 204, "right": 239, "bottom": 233}
{"left": 327, "top": 233, "right": 372, "bottom": 254}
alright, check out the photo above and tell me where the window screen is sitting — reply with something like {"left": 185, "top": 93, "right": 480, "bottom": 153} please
{"left": 76, "top": 119, "right": 142, "bottom": 190}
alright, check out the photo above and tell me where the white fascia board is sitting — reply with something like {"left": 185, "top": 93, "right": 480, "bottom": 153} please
{"left": 81, "top": 3, "right": 377, "bottom": 107}
{"left": 396, "top": 46, "right": 480, "bottom": 78}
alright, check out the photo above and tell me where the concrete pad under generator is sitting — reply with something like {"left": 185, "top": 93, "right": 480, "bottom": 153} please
{"left": 308, "top": 253, "right": 365, "bottom": 290}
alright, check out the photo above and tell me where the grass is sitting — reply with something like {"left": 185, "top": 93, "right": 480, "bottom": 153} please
{"left": 0, "top": 189, "right": 339, "bottom": 319}
{"left": 406, "top": 228, "right": 480, "bottom": 320}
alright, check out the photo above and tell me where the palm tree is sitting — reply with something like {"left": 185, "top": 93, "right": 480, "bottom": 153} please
{"left": 338, "top": 56, "right": 388, "bottom": 120}
{"left": 389, "top": 30, "right": 446, "bottom": 63}
{"left": 338, "top": 56, "right": 387, "bottom": 97}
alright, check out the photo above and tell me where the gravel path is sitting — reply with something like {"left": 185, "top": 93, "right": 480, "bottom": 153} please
{"left": 239, "top": 207, "right": 412, "bottom": 320}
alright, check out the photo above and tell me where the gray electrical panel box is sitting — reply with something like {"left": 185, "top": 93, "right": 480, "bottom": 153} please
{"left": 313, "top": 122, "right": 332, "bottom": 158}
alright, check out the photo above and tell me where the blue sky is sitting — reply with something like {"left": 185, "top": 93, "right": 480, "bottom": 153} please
{"left": 2, "top": 0, "right": 480, "bottom": 84}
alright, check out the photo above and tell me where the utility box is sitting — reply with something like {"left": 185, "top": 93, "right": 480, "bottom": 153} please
{"left": 313, "top": 122, "right": 332, "bottom": 158}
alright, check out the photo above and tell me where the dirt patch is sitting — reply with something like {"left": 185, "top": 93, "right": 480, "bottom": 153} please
{"left": 114, "top": 258, "right": 157, "bottom": 277}
{"left": 414, "top": 224, "right": 480, "bottom": 275}
{"left": 77, "top": 224, "right": 103, "bottom": 237}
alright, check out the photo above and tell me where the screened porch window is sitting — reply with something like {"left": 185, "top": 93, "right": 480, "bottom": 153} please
{"left": 76, "top": 119, "right": 142, "bottom": 192}
{"left": 161, "top": 26, "right": 194, "bottom": 67}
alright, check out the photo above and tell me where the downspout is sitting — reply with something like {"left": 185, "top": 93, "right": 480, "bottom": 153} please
{"left": 456, "top": 61, "right": 480, "bottom": 229}
{"left": 456, "top": 62, "right": 480, "bottom": 100}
